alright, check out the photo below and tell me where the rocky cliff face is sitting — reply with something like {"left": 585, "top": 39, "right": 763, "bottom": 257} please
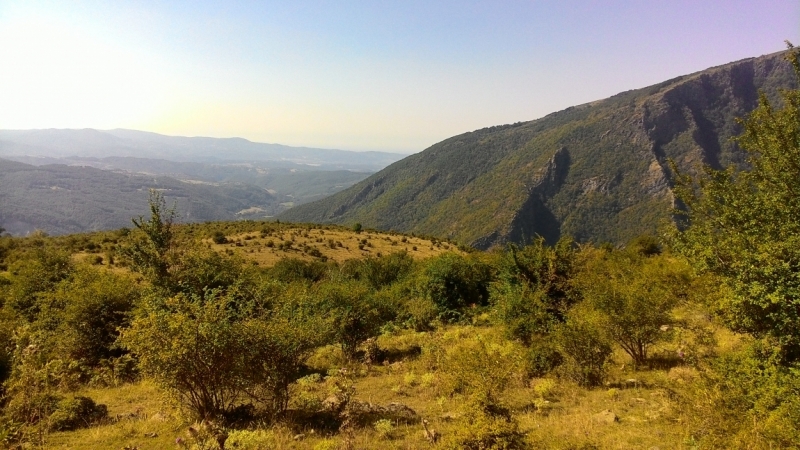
{"left": 281, "top": 50, "right": 797, "bottom": 247}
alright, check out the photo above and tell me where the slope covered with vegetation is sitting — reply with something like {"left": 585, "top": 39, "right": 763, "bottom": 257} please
{"left": 0, "top": 158, "right": 280, "bottom": 235}
{"left": 0, "top": 46, "right": 796, "bottom": 450}
{"left": 281, "top": 50, "right": 798, "bottom": 247}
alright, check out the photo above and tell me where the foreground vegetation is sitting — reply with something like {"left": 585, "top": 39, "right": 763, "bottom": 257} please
{"left": 0, "top": 45, "right": 798, "bottom": 450}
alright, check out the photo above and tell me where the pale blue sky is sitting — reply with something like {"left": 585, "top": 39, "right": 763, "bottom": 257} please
{"left": 1, "top": 1, "right": 797, "bottom": 153}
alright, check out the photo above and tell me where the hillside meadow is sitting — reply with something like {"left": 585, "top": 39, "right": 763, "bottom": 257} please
{"left": 0, "top": 206, "right": 791, "bottom": 449}
{"left": 0, "top": 39, "right": 797, "bottom": 450}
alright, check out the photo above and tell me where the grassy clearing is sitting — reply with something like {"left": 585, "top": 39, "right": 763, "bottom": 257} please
{"left": 47, "top": 325, "right": 702, "bottom": 449}
{"left": 207, "top": 227, "right": 460, "bottom": 267}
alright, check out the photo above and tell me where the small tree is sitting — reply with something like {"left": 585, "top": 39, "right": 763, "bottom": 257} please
{"left": 417, "top": 252, "right": 492, "bottom": 319}
{"left": 122, "top": 190, "right": 177, "bottom": 291}
{"left": 554, "top": 307, "right": 612, "bottom": 387}
{"left": 576, "top": 250, "right": 688, "bottom": 365}
{"left": 315, "top": 280, "right": 389, "bottom": 360}
{"left": 672, "top": 44, "right": 800, "bottom": 363}
{"left": 120, "top": 291, "right": 325, "bottom": 419}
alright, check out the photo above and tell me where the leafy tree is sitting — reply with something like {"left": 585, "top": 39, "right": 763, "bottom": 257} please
{"left": 314, "top": 280, "right": 390, "bottom": 359}
{"left": 575, "top": 250, "right": 689, "bottom": 364}
{"left": 6, "top": 248, "right": 73, "bottom": 322}
{"left": 493, "top": 236, "right": 577, "bottom": 344}
{"left": 121, "top": 190, "right": 177, "bottom": 291}
{"left": 121, "top": 290, "right": 325, "bottom": 419}
{"left": 672, "top": 44, "right": 800, "bottom": 363}
{"left": 417, "top": 252, "right": 492, "bottom": 320}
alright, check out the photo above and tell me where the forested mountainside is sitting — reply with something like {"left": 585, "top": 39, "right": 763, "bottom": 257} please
{"left": 280, "top": 50, "right": 797, "bottom": 247}
{"left": 0, "top": 158, "right": 277, "bottom": 235}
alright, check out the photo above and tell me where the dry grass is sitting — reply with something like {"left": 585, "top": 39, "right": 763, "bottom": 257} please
{"left": 46, "top": 324, "right": 709, "bottom": 449}
{"left": 45, "top": 381, "right": 182, "bottom": 449}
{"left": 207, "top": 228, "right": 460, "bottom": 267}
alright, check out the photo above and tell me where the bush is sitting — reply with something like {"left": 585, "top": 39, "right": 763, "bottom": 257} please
{"left": 417, "top": 253, "right": 492, "bottom": 319}
{"left": 52, "top": 267, "right": 139, "bottom": 367}
{"left": 121, "top": 290, "right": 327, "bottom": 419}
{"left": 576, "top": 250, "right": 689, "bottom": 364}
{"left": 524, "top": 338, "right": 563, "bottom": 378}
{"left": 47, "top": 396, "right": 107, "bottom": 431}
{"left": 6, "top": 248, "right": 73, "bottom": 321}
{"left": 553, "top": 308, "right": 612, "bottom": 387}
{"left": 442, "top": 408, "right": 527, "bottom": 450}
{"left": 401, "top": 295, "right": 438, "bottom": 332}
{"left": 211, "top": 231, "right": 228, "bottom": 244}
{"left": 226, "top": 429, "right": 277, "bottom": 449}
{"left": 341, "top": 251, "right": 414, "bottom": 289}
{"left": 683, "top": 346, "right": 800, "bottom": 448}
{"left": 314, "top": 280, "right": 391, "bottom": 360}
{"left": 270, "top": 257, "right": 329, "bottom": 284}
{"left": 493, "top": 285, "right": 557, "bottom": 345}
{"left": 440, "top": 337, "right": 528, "bottom": 450}
{"left": 441, "top": 337, "right": 523, "bottom": 404}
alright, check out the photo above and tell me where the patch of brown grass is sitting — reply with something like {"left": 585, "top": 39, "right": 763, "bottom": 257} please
{"left": 208, "top": 227, "right": 460, "bottom": 267}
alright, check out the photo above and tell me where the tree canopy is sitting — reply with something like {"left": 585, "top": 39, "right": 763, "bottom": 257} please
{"left": 673, "top": 44, "right": 800, "bottom": 363}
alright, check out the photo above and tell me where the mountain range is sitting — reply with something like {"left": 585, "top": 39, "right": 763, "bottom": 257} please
{"left": 0, "top": 130, "right": 407, "bottom": 235}
{"left": 280, "top": 50, "right": 798, "bottom": 247}
{"left": 0, "top": 128, "right": 405, "bottom": 171}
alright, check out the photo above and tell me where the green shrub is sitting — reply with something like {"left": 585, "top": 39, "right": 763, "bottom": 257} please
{"left": 314, "top": 280, "right": 391, "bottom": 359}
{"left": 553, "top": 308, "right": 612, "bottom": 387}
{"left": 226, "top": 429, "right": 276, "bottom": 449}
{"left": 47, "top": 396, "right": 107, "bottom": 431}
{"left": 575, "top": 250, "right": 688, "bottom": 364}
{"left": 442, "top": 409, "right": 527, "bottom": 450}
{"left": 6, "top": 248, "right": 73, "bottom": 321}
{"left": 493, "top": 284, "right": 557, "bottom": 345}
{"left": 52, "top": 267, "right": 139, "bottom": 366}
{"left": 684, "top": 346, "right": 800, "bottom": 449}
{"left": 524, "top": 338, "right": 563, "bottom": 377}
{"left": 417, "top": 252, "right": 492, "bottom": 320}
{"left": 441, "top": 337, "right": 523, "bottom": 404}
{"left": 270, "top": 257, "right": 329, "bottom": 284}
{"left": 374, "top": 418, "right": 394, "bottom": 439}
{"left": 341, "top": 251, "right": 414, "bottom": 289}
{"left": 211, "top": 231, "right": 228, "bottom": 244}
{"left": 121, "top": 290, "right": 327, "bottom": 419}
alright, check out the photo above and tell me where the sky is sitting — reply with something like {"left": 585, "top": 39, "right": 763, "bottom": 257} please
{"left": 0, "top": 1, "right": 798, "bottom": 153}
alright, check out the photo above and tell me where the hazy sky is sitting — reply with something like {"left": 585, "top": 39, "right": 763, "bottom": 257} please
{"left": 1, "top": 1, "right": 798, "bottom": 153}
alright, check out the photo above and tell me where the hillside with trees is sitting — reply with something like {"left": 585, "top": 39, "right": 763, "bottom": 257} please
{"left": 281, "top": 50, "right": 798, "bottom": 247}
{"left": 0, "top": 45, "right": 796, "bottom": 450}
{"left": 0, "top": 158, "right": 283, "bottom": 235}
{"left": 0, "top": 129, "right": 407, "bottom": 236}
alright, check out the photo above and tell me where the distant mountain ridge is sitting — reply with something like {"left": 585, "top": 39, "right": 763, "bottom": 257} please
{"left": 0, "top": 128, "right": 406, "bottom": 172}
{"left": 280, "top": 50, "right": 798, "bottom": 247}
{"left": 0, "top": 129, "right": 407, "bottom": 233}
